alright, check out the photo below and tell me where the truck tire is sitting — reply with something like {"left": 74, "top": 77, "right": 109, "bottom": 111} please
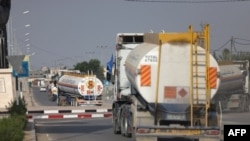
{"left": 113, "top": 106, "right": 121, "bottom": 134}
{"left": 121, "top": 115, "right": 125, "bottom": 136}
{"left": 113, "top": 118, "right": 121, "bottom": 134}
{"left": 121, "top": 113, "right": 130, "bottom": 137}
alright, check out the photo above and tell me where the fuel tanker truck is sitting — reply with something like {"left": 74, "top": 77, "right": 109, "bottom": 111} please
{"left": 212, "top": 60, "right": 250, "bottom": 112}
{"left": 57, "top": 72, "right": 103, "bottom": 106}
{"left": 111, "top": 25, "right": 222, "bottom": 141}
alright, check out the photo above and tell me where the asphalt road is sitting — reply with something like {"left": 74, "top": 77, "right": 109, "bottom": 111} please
{"left": 31, "top": 86, "right": 130, "bottom": 141}
{"left": 35, "top": 112, "right": 250, "bottom": 141}
{"left": 35, "top": 118, "right": 133, "bottom": 141}
{"left": 32, "top": 87, "right": 58, "bottom": 106}
{"left": 31, "top": 86, "right": 250, "bottom": 141}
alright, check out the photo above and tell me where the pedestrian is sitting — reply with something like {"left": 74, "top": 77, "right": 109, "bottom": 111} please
{"left": 51, "top": 80, "right": 58, "bottom": 102}
{"left": 47, "top": 81, "right": 53, "bottom": 99}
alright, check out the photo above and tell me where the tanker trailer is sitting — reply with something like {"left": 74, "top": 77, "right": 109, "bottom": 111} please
{"left": 57, "top": 72, "right": 103, "bottom": 106}
{"left": 212, "top": 60, "right": 250, "bottom": 112}
{"left": 112, "top": 25, "right": 221, "bottom": 141}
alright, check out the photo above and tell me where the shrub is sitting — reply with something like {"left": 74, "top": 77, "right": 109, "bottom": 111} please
{"left": 0, "top": 96, "right": 28, "bottom": 141}
{"left": 0, "top": 116, "right": 25, "bottom": 141}
{"left": 6, "top": 96, "right": 27, "bottom": 116}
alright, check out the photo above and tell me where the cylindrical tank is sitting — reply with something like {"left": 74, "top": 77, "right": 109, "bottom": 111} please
{"left": 57, "top": 74, "right": 103, "bottom": 96}
{"left": 217, "top": 64, "right": 245, "bottom": 93}
{"left": 125, "top": 42, "right": 220, "bottom": 112}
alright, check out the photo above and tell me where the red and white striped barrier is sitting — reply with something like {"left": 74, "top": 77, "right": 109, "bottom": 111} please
{"left": 27, "top": 108, "right": 112, "bottom": 114}
{"left": 26, "top": 108, "right": 113, "bottom": 121}
{"left": 27, "top": 113, "right": 112, "bottom": 121}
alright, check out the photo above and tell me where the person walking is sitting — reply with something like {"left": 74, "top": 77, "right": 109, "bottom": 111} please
{"left": 47, "top": 81, "right": 53, "bottom": 100}
{"left": 51, "top": 80, "right": 58, "bottom": 102}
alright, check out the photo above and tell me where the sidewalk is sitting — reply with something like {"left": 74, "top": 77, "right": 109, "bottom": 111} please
{"left": 23, "top": 83, "right": 36, "bottom": 141}
{"left": 23, "top": 121, "right": 36, "bottom": 141}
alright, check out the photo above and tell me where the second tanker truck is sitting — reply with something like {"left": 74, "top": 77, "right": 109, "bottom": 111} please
{"left": 112, "top": 25, "right": 226, "bottom": 141}
{"left": 213, "top": 60, "right": 250, "bottom": 112}
{"left": 57, "top": 72, "right": 104, "bottom": 106}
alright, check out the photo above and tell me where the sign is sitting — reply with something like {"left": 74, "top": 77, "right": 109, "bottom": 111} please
{"left": 6, "top": 55, "right": 25, "bottom": 74}
{"left": 12, "top": 61, "right": 29, "bottom": 77}
{"left": 6, "top": 55, "right": 29, "bottom": 77}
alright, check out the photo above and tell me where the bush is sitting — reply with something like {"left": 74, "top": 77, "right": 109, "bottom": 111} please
{"left": 0, "top": 96, "right": 28, "bottom": 141}
{"left": 6, "top": 96, "right": 27, "bottom": 116}
{"left": 0, "top": 115, "right": 26, "bottom": 141}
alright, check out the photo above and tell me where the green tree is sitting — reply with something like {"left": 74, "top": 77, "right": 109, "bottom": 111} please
{"left": 218, "top": 48, "right": 230, "bottom": 61}
{"left": 73, "top": 59, "right": 105, "bottom": 82}
{"left": 232, "top": 51, "right": 250, "bottom": 61}
{"left": 216, "top": 48, "right": 250, "bottom": 63}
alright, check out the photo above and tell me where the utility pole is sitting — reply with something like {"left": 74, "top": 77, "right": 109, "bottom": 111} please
{"left": 230, "top": 36, "right": 235, "bottom": 61}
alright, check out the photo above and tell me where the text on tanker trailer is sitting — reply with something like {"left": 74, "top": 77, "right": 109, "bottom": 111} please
{"left": 112, "top": 25, "right": 222, "bottom": 141}
{"left": 57, "top": 72, "right": 103, "bottom": 106}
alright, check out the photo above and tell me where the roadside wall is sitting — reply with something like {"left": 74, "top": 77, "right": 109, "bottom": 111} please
{"left": 0, "top": 69, "right": 14, "bottom": 108}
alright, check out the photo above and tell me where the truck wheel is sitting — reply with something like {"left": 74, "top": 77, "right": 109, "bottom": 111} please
{"left": 126, "top": 112, "right": 133, "bottom": 137}
{"left": 121, "top": 114, "right": 130, "bottom": 137}
{"left": 113, "top": 118, "right": 121, "bottom": 134}
{"left": 121, "top": 115, "right": 125, "bottom": 136}
{"left": 113, "top": 108, "right": 120, "bottom": 134}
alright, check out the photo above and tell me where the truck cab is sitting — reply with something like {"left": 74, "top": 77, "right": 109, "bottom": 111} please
{"left": 114, "top": 33, "right": 144, "bottom": 101}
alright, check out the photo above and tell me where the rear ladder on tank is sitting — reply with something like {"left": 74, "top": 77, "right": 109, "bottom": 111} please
{"left": 189, "top": 24, "right": 211, "bottom": 127}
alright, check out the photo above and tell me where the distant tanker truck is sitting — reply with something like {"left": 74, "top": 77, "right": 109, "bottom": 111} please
{"left": 57, "top": 72, "right": 103, "bottom": 106}
{"left": 112, "top": 25, "right": 222, "bottom": 141}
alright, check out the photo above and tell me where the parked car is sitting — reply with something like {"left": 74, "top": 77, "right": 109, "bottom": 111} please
{"left": 40, "top": 87, "right": 47, "bottom": 92}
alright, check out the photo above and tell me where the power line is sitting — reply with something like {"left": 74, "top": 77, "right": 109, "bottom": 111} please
{"left": 234, "top": 37, "right": 250, "bottom": 45}
{"left": 213, "top": 38, "right": 231, "bottom": 52}
{"left": 212, "top": 37, "right": 250, "bottom": 52}
{"left": 234, "top": 41, "right": 250, "bottom": 45}
{"left": 125, "top": 0, "right": 250, "bottom": 3}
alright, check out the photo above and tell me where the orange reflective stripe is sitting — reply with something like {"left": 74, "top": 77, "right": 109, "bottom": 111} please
{"left": 209, "top": 67, "right": 217, "bottom": 89}
{"left": 141, "top": 65, "right": 151, "bottom": 86}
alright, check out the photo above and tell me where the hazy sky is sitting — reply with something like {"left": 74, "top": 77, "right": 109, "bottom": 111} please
{"left": 8, "top": 0, "right": 250, "bottom": 70}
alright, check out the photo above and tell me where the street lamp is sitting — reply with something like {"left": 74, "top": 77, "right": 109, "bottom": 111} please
{"left": 7, "top": 10, "right": 30, "bottom": 55}
{"left": 11, "top": 24, "right": 31, "bottom": 55}
{"left": 25, "top": 24, "right": 31, "bottom": 28}
{"left": 23, "top": 11, "right": 30, "bottom": 14}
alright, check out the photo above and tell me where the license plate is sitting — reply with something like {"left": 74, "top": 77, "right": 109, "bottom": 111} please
{"left": 167, "top": 114, "right": 185, "bottom": 120}
{"left": 156, "top": 129, "right": 201, "bottom": 135}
